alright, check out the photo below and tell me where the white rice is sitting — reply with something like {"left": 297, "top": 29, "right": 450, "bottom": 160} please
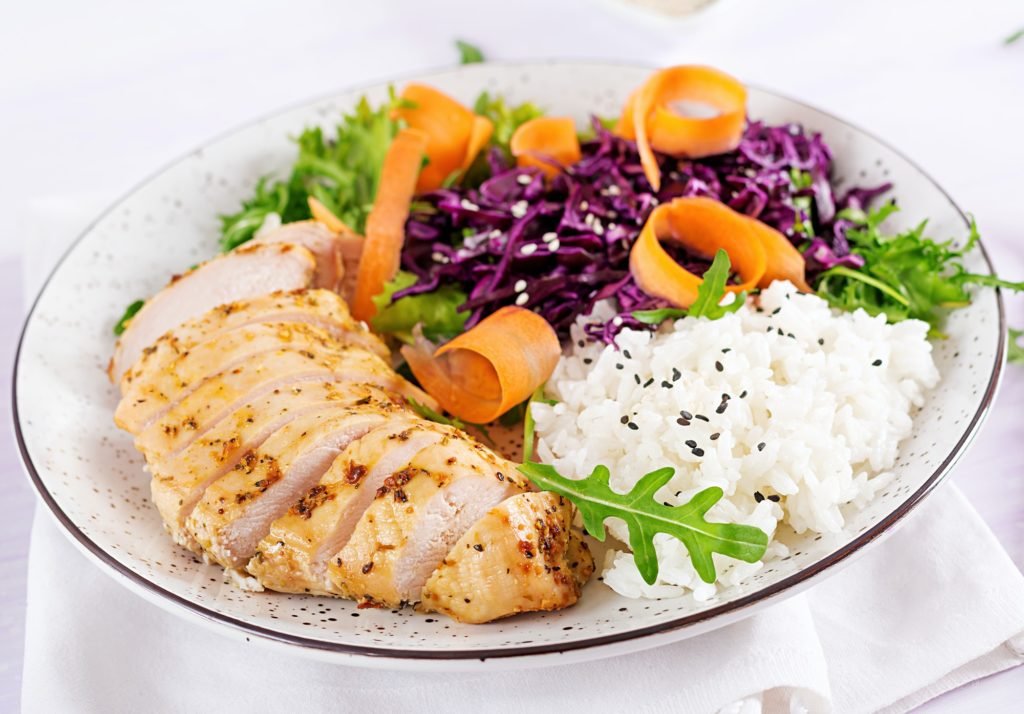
{"left": 532, "top": 281, "right": 939, "bottom": 600}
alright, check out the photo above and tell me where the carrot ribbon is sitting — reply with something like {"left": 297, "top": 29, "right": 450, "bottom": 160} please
{"left": 394, "top": 84, "right": 494, "bottom": 192}
{"left": 630, "top": 197, "right": 809, "bottom": 308}
{"left": 617, "top": 65, "right": 747, "bottom": 191}
{"left": 400, "top": 307, "right": 561, "bottom": 424}
{"left": 351, "top": 128, "right": 428, "bottom": 322}
{"left": 510, "top": 117, "right": 581, "bottom": 177}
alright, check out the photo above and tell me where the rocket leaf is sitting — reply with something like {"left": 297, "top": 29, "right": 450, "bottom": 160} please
{"left": 517, "top": 461, "right": 768, "bottom": 585}
{"left": 632, "top": 249, "right": 746, "bottom": 325}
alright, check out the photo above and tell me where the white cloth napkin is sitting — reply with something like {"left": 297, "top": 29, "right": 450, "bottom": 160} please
{"left": 17, "top": 189, "right": 1024, "bottom": 714}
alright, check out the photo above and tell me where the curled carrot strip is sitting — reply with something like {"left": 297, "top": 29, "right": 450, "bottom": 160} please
{"left": 400, "top": 307, "right": 561, "bottom": 424}
{"left": 307, "top": 196, "right": 352, "bottom": 234}
{"left": 509, "top": 117, "right": 582, "bottom": 177}
{"left": 395, "top": 84, "right": 493, "bottom": 192}
{"left": 630, "top": 197, "right": 808, "bottom": 308}
{"left": 351, "top": 128, "right": 428, "bottom": 322}
{"left": 617, "top": 66, "right": 747, "bottom": 191}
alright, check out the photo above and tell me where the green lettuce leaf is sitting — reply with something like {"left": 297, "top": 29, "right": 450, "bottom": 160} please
{"left": 455, "top": 40, "right": 484, "bottom": 64}
{"left": 370, "top": 271, "right": 468, "bottom": 343}
{"left": 1009, "top": 328, "right": 1024, "bottom": 365}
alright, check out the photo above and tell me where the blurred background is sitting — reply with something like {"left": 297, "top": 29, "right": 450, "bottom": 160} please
{"left": 1, "top": 0, "right": 1022, "bottom": 711}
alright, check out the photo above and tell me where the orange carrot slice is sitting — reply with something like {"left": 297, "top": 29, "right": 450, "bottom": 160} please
{"left": 631, "top": 197, "right": 807, "bottom": 308}
{"left": 395, "top": 84, "right": 494, "bottom": 192}
{"left": 307, "top": 196, "right": 352, "bottom": 234}
{"left": 617, "top": 66, "right": 747, "bottom": 191}
{"left": 400, "top": 306, "right": 561, "bottom": 424}
{"left": 509, "top": 117, "right": 582, "bottom": 177}
{"left": 350, "top": 128, "right": 428, "bottom": 322}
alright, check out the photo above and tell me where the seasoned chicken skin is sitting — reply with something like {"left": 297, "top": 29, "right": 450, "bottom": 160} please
{"left": 114, "top": 226, "right": 592, "bottom": 623}
{"left": 420, "top": 492, "right": 594, "bottom": 623}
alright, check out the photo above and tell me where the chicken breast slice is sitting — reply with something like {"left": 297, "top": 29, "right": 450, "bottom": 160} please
{"left": 251, "top": 222, "right": 344, "bottom": 293}
{"left": 135, "top": 345, "right": 414, "bottom": 462}
{"left": 119, "top": 289, "right": 387, "bottom": 395}
{"left": 248, "top": 420, "right": 441, "bottom": 595}
{"left": 150, "top": 381, "right": 403, "bottom": 550}
{"left": 419, "top": 492, "right": 594, "bottom": 624}
{"left": 187, "top": 404, "right": 401, "bottom": 569}
{"left": 111, "top": 242, "right": 318, "bottom": 380}
{"left": 117, "top": 322, "right": 352, "bottom": 434}
{"left": 327, "top": 431, "right": 529, "bottom": 607}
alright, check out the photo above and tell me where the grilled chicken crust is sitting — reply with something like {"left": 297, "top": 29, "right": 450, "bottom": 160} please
{"left": 113, "top": 228, "right": 592, "bottom": 622}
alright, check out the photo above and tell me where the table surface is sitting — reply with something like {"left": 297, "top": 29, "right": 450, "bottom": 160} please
{"left": 2, "top": 0, "right": 1023, "bottom": 711}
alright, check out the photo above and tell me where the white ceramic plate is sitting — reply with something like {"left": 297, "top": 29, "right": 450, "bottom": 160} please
{"left": 14, "top": 61, "right": 1006, "bottom": 670}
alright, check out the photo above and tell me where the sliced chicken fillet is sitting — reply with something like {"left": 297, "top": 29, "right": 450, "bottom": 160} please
{"left": 327, "top": 431, "right": 528, "bottom": 607}
{"left": 252, "top": 222, "right": 344, "bottom": 293}
{"left": 248, "top": 420, "right": 441, "bottom": 595}
{"left": 420, "top": 492, "right": 594, "bottom": 623}
{"left": 117, "top": 322, "right": 355, "bottom": 433}
{"left": 111, "top": 242, "right": 318, "bottom": 380}
{"left": 136, "top": 345, "right": 414, "bottom": 462}
{"left": 119, "top": 289, "right": 387, "bottom": 394}
{"left": 187, "top": 405, "right": 401, "bottom": 569}
{"left": 149, "top": 382, "right": 402, "bottom": 549}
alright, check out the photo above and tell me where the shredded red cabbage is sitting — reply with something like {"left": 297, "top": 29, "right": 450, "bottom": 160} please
{"left": 401, "top": 118, "right": 887, "bottom": 342}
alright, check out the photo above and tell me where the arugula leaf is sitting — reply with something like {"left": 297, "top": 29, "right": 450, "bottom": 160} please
{"left": 370, "top": 271, "right": 469, "bottom": 343}
{"left": 518, "top": 462, "right": 769, "bottom": 584}
{"left": 219, "top": 92, "right": 403, "bottom": 251}
{"left": 815, "top": 203, "right": 1024, "bottom": 335}
{"left": 1009, "top": 328, "right": 1024, "bottom": 365}
{"left": 113, "top": 299, "right": 145, "bottom": 336}
{"left": 455, "top": 40, "right": 484, "bottom": 64}
{"left": 631, "top": 250, "right": 745, "bottom": 326}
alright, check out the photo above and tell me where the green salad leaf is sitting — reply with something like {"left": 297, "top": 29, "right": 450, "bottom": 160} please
{"left": 1009, "top": 328, "right": 1024, "bottom": 365}
{"left": 370, "top": 270, "right": 469, "bottom": 343}
{"left": 518, "top": 462, "right": 769, "bottom": 585}
{"left": 815, "top": 203, "right": 1024, "bottom": 336}
{"left": 472, "top": 92, "right": 544, "bottom": 153}
{"left": 1005, "top": 28, "right": 1024, "bottom": 45}
{"left": 407, "top": 397, "right": 493, "bottom": 445}
{"left": 113, "top": 299, "right": 145, "bottom": 336}
{"left": 219, "top": 92, "right": 404, "bottom": 251}
{"left": 632, "top": 250, "right": 746, "bottom": 325}
{"left": 455, "top": 40, "right": 484, "bottom": 64}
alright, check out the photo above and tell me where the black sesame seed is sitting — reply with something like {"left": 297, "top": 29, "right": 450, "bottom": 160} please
{"left": 716, "top": 402, "right": 728, "bottom": 414}
{"left": 634, "top": 374, "right": 641, "bottom": 385}
{"left": 623, "top": 349, "right": 632, "bottom": 359}
{"left": 872, "top": 359, "right": 883, "bottom": 366}
{"left": 787, "top": 333, "right": 796, "bottom": 339}
{"left": 756, "top": 306, "right": 764, "bottom": 313}
{"left": 577, "top": 340, "right": 585, "bottom": 348}
{"left": 620, "top": 415, "right": 629, "bottom": 424}
{"left": 643, "top": 377, "right": 654, "bottom": 388}
{"left": 721, "top": 393, "right": 731, "bottom": 400}
{"left": 676, "top": 418, "right": 690, "bottom": 426}
{"left": 715, "top": 361, "right": 724, "bottom": 372}
{"left": 685, "top": 439, "right": 697, "bottom": 448}
{"left": 710, "top": 432, "right": 720, "bottom": 441}
{"left": 661, "top": 380, "right": 673, "bottom": 389}
{"left": 672, "top": 367, "right": 681, "bottom": 382}
{"left": 721, "top": 348, "right": 731, "bottom": 353}
{"left": 817, "top": 338, "right": 825, "bottom": 346}
{"left": 695, "top": 414, "right": 709, "bottom": 422}
{"left": 627, "top": 422, "right": 639, "bottom": 431}
{"left": 583, "top": 358, "right": 593, "bottom": 364}
{"left": 615, "top": 363, "right": 624, "bottom": 370}
{"left": 692, "top": 448, "right": 705, "bottom": 457}
{"left": 754, "top": 491, "right": 765, "bottom": 503}
{"left": 768, "top": 494, "right": 781, "bottom": 502}
{"left": 739, "top": 390, "right": 748, "bottom": 398}
{"left": 776, "top": 328, "right": 785, "bottom": 336}
{"left": 757, "top": 442, "right": 766, "bottom": 451}
{"left": 771, "top": 307, "right": 781, "bottom": 315}
{"left": 680, "top": 410, "right": 693, "bottom": 420}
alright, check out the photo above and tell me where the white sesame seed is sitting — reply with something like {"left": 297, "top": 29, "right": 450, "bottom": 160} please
{"left": 602, "top": 185, "right": 621, "bottom": 196}
{"left": 510, "top": 200, "right": 528, "bottom": 218}
{"left": 515, "top": 292, "right": 530, "bottom": 306}
{"left": 542, "top": 232, "right": 558, "bottom": 243}
{"left": 431, "top": 251, "right": 449, "bottom": 263}
{"left": 520, "top": 243, "right": 538, "bottom": 256}
{"left": 612, "top": 316, "right": 624, "bottom": 326}
{"left": 489, "top": 229, "right": 502, "bottom": 238}
{"left": 593, "top": 220, "right": 604, "bottom": 236}
{"left": 513, "top": 279, "right": 527, "bottom": 293}
{"left": 584, "top": 213, "right": 595, "bottom": 226}
{"left": 516, "top": 174, "right": 532, "bottom": 185}
{"left": 579, "top": 200, "right": 589, "bottom": 211}
{"left": 548, "top": 239, "right": 561, "bottom": 251}
{"left": 460, "top": 199, "right": 479, "bottom": 211}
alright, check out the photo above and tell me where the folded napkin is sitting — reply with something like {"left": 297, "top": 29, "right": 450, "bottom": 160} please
{"left": 18, "top": 201, "right": 1024, "bottom": 714}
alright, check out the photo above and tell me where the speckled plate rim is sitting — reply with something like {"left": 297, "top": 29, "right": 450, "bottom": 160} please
{"left": 12, "top": 59, "right": 1007, "bottom": 668}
